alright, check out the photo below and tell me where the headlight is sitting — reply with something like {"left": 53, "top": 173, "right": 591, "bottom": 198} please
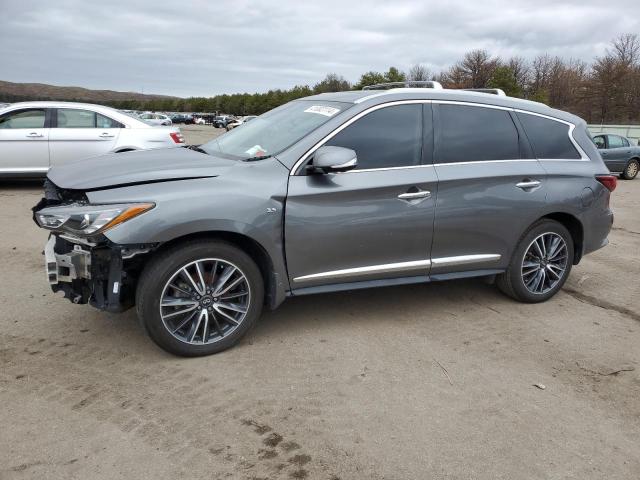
{"left": 36, "top": 203, "right": 155, "bottom": 236}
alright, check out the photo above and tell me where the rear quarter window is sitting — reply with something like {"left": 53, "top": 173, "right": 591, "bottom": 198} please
{"left": 517, "top": 112, "right": 581, "bottom": 159}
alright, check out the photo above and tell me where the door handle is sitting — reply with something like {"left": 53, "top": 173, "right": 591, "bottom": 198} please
{"left": 516, "top": 180, "right": 541, "bottom": 190}
{"left": 99, "top": 132, "right": 115, "bottom": 138}
{"left": 26, "top": 132, "right": 43, "bottom": 138}
{"left": 398, "top": 190, "right": 431, "bottom": 200}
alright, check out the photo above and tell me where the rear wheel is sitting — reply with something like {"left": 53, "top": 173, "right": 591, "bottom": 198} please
{"left": 496, "top": 219, "right": 573, "bottom": 303}
{"left": 136, "top": 240, "right": 264, "bottom": 356}
{"left": 621, "top": 159, "right": 639, "bottom": 180}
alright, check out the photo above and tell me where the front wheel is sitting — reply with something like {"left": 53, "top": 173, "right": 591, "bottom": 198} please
{"left": 621, "top": 159, "right": 639, "bottom": 180}
{"left": 496, "top": 219, "right": 574, "bottom": 303}
{"left": 136, "top": 240, "right": 264, "bottom": 356}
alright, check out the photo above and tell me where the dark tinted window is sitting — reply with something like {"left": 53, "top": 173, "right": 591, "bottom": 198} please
{"left": 437, "top": 105, "right": 519, "bottom": 163}
{"left": 325, "top": 104, "right": 422, "bottom": 169}
{"left": 517, "top": 112, "right": 581, "bottom": 159}
{"left": 607, "top": 135, "right": 624, "bottom": 148}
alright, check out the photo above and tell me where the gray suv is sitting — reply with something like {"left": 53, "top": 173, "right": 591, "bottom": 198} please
{"left": 33, "top": 85, "right": 616, "bottom": 356}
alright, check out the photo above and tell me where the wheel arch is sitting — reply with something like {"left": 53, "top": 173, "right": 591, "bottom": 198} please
{"left": 148, "top": 230, "right": 282, "bottom": 308}
{"left": 538, "top": 212, "right": 584, "bottom": 264}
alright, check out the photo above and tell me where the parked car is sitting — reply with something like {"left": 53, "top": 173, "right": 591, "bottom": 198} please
{"left": 0, "top": 101, "right": 185, "bottom": 177}
{"left": 170, "top": 114, "right": 194, "bottom": 125}
{"left": 138, "top": 112, "right": 172, "bottom": 126}
{"left": 592, "top": 133, "right": 639, "bottom": 179}
{"left": 213, "top": 115, "right": 234, "bottom": 128}
{"left": 33, "top": 86, "right": 615, "bottom": 356}
{"left": 226, "top": 115, "right": 257, "bottom": 131}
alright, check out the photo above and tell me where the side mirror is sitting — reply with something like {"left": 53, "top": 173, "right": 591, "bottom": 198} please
{"left": 307, "top": 146, "right": 357, "bottom": 174}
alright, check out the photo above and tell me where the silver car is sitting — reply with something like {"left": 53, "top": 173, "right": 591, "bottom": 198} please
{"left": 33, "top": 84, "right": 615, "bottom": 356}
{"left": 138, "top": 112, "right": 173, "bottom": 126}
{"left": 0, "top": 102, "right": 185, "bottom": 177}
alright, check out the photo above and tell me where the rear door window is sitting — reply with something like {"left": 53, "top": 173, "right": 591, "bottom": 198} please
{"left": 0, "top": 109, "right": 46, "bottom": 129}
{"left": 96, "top": 113, "right": 122, "bottom": 128}
{"left": 516, "top": 112, "right": 581, "bottom": 159}
{"left": 57, "top": 109, "right": 95, "bottom": 128}
{"left": 607, "top": 135, "right": 624, "bottom": 148}
{"left": 436, "top": 104, "right": 519, "bottom": 163}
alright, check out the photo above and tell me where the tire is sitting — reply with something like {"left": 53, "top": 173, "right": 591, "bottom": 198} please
{"left": 136, "top": 240, "right": 264, "bottom": 356}
{"left": 621, "top": 159, "right": 639, "bottom": 180}
{"left": 496, "top": 219, "right": 574, "bottom": 303}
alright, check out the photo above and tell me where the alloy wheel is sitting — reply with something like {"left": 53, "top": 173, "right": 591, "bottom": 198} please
{"left": 159, "top": 258, "right": 251, "bottom": 345}
{"left": 626, "top": 161, "right": 638, "bottom": 178}
{"left": 521, "top": 232, "right": 568, "bottom": 294}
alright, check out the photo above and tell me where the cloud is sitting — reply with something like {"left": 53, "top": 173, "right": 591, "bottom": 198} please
{"left": 0, "top": 0, "right": 637, "bottom": 97}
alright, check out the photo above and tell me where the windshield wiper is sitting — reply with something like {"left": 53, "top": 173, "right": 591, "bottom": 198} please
{"left": 243, "top": 155, "right": 273, "bottom": 162}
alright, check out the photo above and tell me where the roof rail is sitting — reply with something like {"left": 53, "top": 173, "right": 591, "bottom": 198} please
{"left": 362, "top": 81, "right": 443, "bottom": 91}
{"left": 461, "top": 88, "right": 506, "bottom": 96}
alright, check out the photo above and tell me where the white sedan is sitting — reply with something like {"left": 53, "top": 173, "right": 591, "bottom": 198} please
{"left": 137, "top": 112, "right": 173, "bottom": 126}
{"left": 0, "top": 101, "right": 185, "bottom": 177}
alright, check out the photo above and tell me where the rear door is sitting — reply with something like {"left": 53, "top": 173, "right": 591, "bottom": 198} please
{"left": 601, "top": 135, "right": 628, "bottom": 172}
{"left": 49, "top": 108, "right": 121, "bottom": 166}
{"left": 430, "top": 102, "right": 547, "bottom": 276}
{"left": 285, "top": 103, "right": 437, "bottom": 290}
{"left": 0, "top": 107, "right": 50, "bottom": 173}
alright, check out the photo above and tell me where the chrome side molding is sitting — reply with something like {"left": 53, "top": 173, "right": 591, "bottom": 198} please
{"left": 293, "top": 259, "right": 431, "bottom": 283}
{"left": 293, "top": 254, "right": 502, "bottom": 283}
{"left": 431, "top": 254, "right": 501, "bottom": 267}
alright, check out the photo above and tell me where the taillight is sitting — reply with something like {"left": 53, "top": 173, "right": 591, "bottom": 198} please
{"left": 596, "top": 175, "right": 617, "bottom": 192}
{"left": 170, "top": 132, "right": 185, "bottom": 144}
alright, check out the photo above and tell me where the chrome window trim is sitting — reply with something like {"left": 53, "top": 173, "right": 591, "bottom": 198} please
{"left": 293, "top": 259, "right": 431, "bottom": 283}
{"left": 434, "top": 159, "right": 538, "bottom": 167}
{"left": 291, "top": 101, "right": 589, "bottom": 175}
{"left": 513, "top": 109, "right": 589, "bottom": 161}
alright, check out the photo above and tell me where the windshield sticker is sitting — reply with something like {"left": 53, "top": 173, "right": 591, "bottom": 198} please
{"left": 304, "top": 105, "right": 340, "bottom": 117}
{"left": 245, "top": 145, "right": 267, "bottom": 157}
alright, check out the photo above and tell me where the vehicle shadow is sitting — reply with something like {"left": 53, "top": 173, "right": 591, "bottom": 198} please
{"left": 251, "top": 278, "right": 506, "bottom": 338}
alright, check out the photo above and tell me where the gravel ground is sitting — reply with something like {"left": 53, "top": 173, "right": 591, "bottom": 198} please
{"left": 0, "top": 146, "right": 638, "bottom": 479}
{"left": 180, "top": 123, "right": 226, "bottom": 145}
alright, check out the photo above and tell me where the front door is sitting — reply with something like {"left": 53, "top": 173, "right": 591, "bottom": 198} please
{"left": 49, "top": 108, "right": 120, "bottom": 166}
{"left": 0, "top": 107, "right": 50, "bottom": 174}
{"left": 285, "top": 103, "right": 437, "bottom": 290}
{"left": 430, "top": 103, "right": 548, "bottom": 276}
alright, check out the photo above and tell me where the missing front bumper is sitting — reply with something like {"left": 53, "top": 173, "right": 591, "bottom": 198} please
{"left": 44, "top": 235, "right": 135, "bottom": 312}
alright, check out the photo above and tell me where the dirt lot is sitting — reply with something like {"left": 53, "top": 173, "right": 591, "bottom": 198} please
{"left": 1, "top": 137, "right": 639, "bottom": 479}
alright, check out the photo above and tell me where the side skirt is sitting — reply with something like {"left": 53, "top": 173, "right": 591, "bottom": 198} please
{"left": 288, "top": 269, "right": 504, "bottom": 297}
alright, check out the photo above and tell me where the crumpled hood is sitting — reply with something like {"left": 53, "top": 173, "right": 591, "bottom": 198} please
{"left": 47, "top": 147, "right": 236, "bottom": 190}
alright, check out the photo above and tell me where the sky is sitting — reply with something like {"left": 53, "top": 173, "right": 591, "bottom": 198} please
{"left": 1, "top": 0, "right": 638, "bottom": 98}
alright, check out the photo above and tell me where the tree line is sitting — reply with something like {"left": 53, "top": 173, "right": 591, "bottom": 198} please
{"left": 6, "top": 34, "right": 638, "bottom": 124}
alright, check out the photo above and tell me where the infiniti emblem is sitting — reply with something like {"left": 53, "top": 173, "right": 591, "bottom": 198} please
{"left": 200, "top": 296, "right": 213, "bottom": 307}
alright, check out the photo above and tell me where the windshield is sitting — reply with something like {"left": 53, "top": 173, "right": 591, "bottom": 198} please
{"left": 201, "top": 100, "right": 350, "bottom": 160}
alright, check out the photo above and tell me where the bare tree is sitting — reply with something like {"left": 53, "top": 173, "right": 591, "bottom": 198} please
{"left": 408, "top": 64, "right": 432, "bottom": 82}
{"left": 507, "top": 56, "right": 530, "bottom": 92}
{"left": 459, "top": 49, "right": 499, "bottom": 88}
{"left": 611, "top": 33, "right": 640, "bottom": 66}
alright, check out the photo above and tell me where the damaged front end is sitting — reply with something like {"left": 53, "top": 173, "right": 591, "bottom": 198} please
{"left": 34, "top": 180, "right": 156, "bottom": 312}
